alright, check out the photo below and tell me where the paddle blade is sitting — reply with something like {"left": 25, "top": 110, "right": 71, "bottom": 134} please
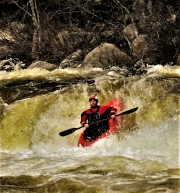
{"left": 59, "top": 126, "right": 83, "bottom": 137}
{"left": 116, "top": 107, "right": 138, "bottom": 116}
{"left": 59, "top": 128, "right": 77, "bottom": 136}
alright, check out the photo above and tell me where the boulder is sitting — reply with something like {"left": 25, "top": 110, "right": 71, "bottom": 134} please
{"left": 59, "top": 49, "right": 83, "bottom": 68}
{"left": 132, "top": 34, "right": 149, "bottom": 62}
{"left": 28, "top": 61, "right": 58, "bottom": 71}
{"left": 81, "top": 43, "right": 133, "bottom": 69}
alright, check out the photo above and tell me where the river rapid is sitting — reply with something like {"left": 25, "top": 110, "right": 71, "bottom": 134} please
{"left": 0, "top": 65, "right": 180, "bottom": 193}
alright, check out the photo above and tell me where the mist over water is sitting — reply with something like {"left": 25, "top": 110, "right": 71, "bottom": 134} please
{"left": 0, "top": 65, "right": 179, "bottom": 192}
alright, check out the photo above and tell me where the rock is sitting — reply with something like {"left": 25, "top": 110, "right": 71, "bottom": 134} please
{"left": 123, "top": 24, "right": 139, "bottom": 41}
{"left": 132, "top": 34, "right": 149, "bottom": 62}
{"left": 59, "top": 49, "right": 83, "bottom": 68}
{"left": 28, "top": 61, "right": 58, "bottom": 71}
{"left": 81, "top": 43, "right": 133, "bottom": 69}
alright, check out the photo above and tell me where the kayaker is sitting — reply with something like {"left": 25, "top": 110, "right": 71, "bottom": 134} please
{"left": 80, "top": 94, "right": 117, "bottom": 141}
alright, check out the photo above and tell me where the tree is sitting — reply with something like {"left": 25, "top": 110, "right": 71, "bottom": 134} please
{"left": 12, "top": 0, "right": 41, "bottom": 59}
{"left": 29, "top": 0, "right": 41, "bottom": 59}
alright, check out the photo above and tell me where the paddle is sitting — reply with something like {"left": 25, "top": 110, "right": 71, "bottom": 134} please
{"left": 59, "top": 107, "right": 138, "bottom": 137}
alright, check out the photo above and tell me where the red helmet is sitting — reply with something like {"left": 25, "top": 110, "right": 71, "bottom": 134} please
{"left": 89, "top": 94, "right": 98, "bottom": 102}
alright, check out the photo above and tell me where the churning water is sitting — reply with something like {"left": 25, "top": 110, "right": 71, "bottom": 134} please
{"left": 0, "top": 65, "right": 179, "bottom": 192}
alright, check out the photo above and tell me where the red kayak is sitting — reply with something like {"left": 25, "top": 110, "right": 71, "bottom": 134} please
{"left": 78, "top": 97, "right": 124, "bottom": 147}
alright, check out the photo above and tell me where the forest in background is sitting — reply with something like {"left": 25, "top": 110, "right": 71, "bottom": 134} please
{"left": 0, "top": 0, "right": 179, "bottom": 69}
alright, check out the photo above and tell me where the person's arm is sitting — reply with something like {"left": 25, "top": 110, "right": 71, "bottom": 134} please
{"left": 80, "top": 111, "right": 89, "bottom": 128}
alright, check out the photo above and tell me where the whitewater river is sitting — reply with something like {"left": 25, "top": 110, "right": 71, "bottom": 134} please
{"left": 0, "top": 65, "right": 179, "bottom": 192}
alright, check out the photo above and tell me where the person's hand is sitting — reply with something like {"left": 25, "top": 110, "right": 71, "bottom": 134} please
{"left": 111, "top": 115, "right": 116, "bottom": 119}
{"left": 83, "top": 123, "right": 89, "bottom": 128}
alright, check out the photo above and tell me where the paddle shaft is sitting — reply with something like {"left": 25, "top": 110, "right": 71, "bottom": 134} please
{"left": 59, "top": 107, "right": 138, "bottom": 137}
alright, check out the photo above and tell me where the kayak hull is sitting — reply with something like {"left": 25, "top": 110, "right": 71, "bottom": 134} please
{"left": 78, "top": 97, "right": 124, "bottom": 147}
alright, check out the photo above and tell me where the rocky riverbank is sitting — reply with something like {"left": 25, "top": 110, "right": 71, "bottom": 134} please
{"left": 0, "top": 1, "right": 179, "bottom": 73}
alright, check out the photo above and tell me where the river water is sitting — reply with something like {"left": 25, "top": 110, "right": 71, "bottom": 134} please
{"left": 0, "top": 65, "right": 180, "bottom": 193}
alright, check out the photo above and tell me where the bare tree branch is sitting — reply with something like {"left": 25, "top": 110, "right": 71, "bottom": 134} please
{"left": 82, "top": 8, "right": 116, "bottom": 28}
{"left": 11, "top": 0, "right": 32, "bottom": 17}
